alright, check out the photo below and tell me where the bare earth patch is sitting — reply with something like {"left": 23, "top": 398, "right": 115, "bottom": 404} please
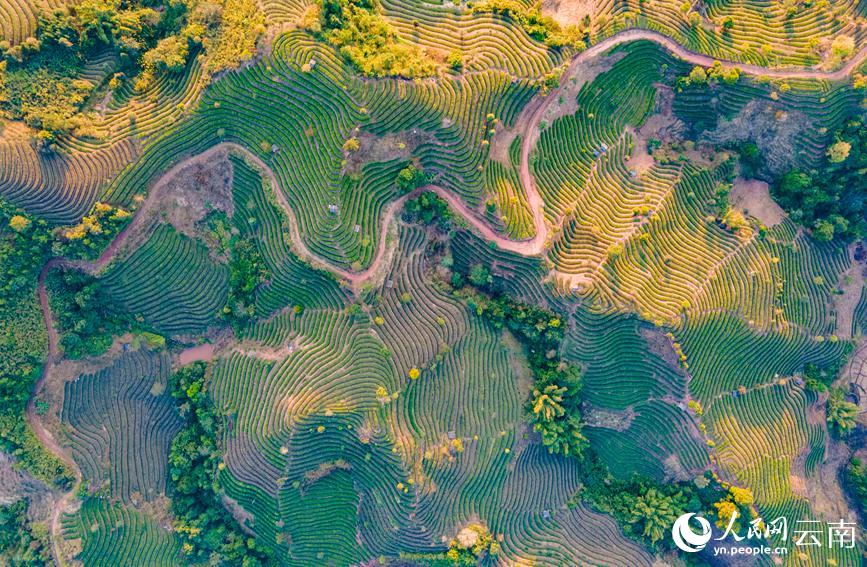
{"left": 842, "top": 342, "right": 867, "bottom": 421}
{"left": 663, "top": 454, "right": 690, "bottom": 482}
{"left": 343, "top": 130, "right": 433, "bottom": 175}
{"left": 626, "top": 85, "right": 684, "bottom": 175}
{"left": 831, "top": 243, "right": 866, "bottom": 340}
{"left": 702, "top": 101, "right": 809, "bottom": 175}
{"left": 178, "top": 343, "right": 216, "bottom": 365}
{"left": 231, "top": 339, "right": 301, "bottom": 362}
{"left": 0, "top": 453, "right": 52, "bottom": 516}
{"left": 729, "top": 177, "right": 785, "bottom": 228}
{"left": 107, "top": 151, "right": 235, "bottom": 266}
{"left": 488, "top": 128, "right": 517, "bottom": 166}
{"left": 640, "top": 326, "right": 686, "bottom": 370}
{"left": 582, "top": 405, "right": 635, "bottom": 431}
{"left": 788, "top": 401, "right": 858, "bottom": 522}
{"left": 222, "top": 494, "right": 257, "bottom": 535}
{"left": 541, "top": 0, "right": 598, "bottom": 26}
{"left": 624, "top": 125, "right": 655, "bottom": 175}
{"left": 159, "top": 154, "right": 234, "bottom": 241}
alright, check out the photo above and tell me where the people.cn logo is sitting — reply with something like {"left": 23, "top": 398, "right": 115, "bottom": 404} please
{"left": 672, "top": 513, "right": 713, "bottom": 553}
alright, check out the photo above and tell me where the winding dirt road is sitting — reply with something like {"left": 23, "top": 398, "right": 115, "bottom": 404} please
{"left": 27, "top": 28, "right": 866, "bottom": 564}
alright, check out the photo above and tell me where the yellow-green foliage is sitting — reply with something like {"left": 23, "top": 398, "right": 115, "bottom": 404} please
{"left": 61, "top": 202, "right": 129, "bottom": 241}
{"left": 0, "top": 61, "right": 6, "bottom": 106}
{"left": 471, "top": 0, "right": 586, "bottom": 50}
{"left": 139, "top": 331, "right": 166, "bottom": 349}
{"left": 827, "top": 141, "right": 850, "bottom": 163}
{"left": 8, "top": 215, "right": 30, "bottom": 233}
{"left": 831, "top": 35, "right": 854, "bottom": 63}
{"left": 312, "top": 1, "right": 436, "bottom": 78}
{"left": 447, "top": 523, "right": 499, "bottom": 562}
{"left": 729, "top": 485, "right": 754, "bottom": 507}
{"left": 2, "top": 68, "right": 94, "bottom": 140}
{"left": 682, "top": 61, "right": 739, "bottom": 87}
{"left": 143, "top": 36, "right": 190, "bottom": 73}
{"left": 205, "top": 0, "right": 265, "bottom": 73}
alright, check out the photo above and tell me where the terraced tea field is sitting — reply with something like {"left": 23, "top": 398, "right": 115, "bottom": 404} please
{"left": 2, "top": 0, "right": 867, "bottom": 565}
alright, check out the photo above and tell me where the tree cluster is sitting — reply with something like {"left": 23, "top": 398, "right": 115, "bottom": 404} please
{"left": 803, "top": 361, "right": 844, "bottom": 392}
{"left": 395, "top": 163, "right": 429, "bottom": 194}
{"left": 167, "top": 362, "right": 274, "bottom": 564}
{"left": 304, "top": 0, "right": 436, "bottom": 78}
{"left": 0, "top": 202, "right": 72, "bottom": 486}
{"left": 458, "top": 280, "right": 588, "bottom": 458}
{"left": 678, "top": 61, "right": 740, "bottom": 88}
{"left": 843, "top": 457, "right": 867, "bottom": 522}
{"left": 46, "top": 269, "right": 129, "bottom": 360}
{"left": 223, "top": 236, "right": 269, "bottom": 329}
{"left": 826, "top": 388, "right": 859, "bottom": 436}
{"left": 201, "top": 0, "right": 264, "bottom": 74}
{"left": 578, "top": 456, "right": 756, "bottom": 551}
{"left": 0, "top": 499, "right": 50, "bottom": 565}
{"left": 0, "top": 203, "right": 51, "bottom": 304}
{"left": 1, "top": 0, "right": 263, "bottom": 144}
{"left": 445, "top": 523, "right": 499, "bottom": 564}
{"left": 1, "top": 0, "right": 168, "bottom": 142}
{"left": 773, "top": 115, "right": 867, "bottom": 241}
{"left": 402, "top": 190, "right": 452, "bottom": 229}
{"left": 55, "top": 201, "right": 131, "bottom": 260}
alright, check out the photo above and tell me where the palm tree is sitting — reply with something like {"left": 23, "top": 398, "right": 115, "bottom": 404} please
{"left": 827, "top": 388, "right": 860, "bottom": 435}
{"left": 534, "top": 413, "right": 587, "bottom": 456}
{"left": 631, "top": 488, "right": 684, "bottom": 544}
{"left": 532, "top": 384, "right": 567, "bottom": 422}
{"left": 534, "top": 419, "right": 566, "bottom": 453}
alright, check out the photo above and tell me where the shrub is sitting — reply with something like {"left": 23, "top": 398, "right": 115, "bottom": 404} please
{"left": 688, "top": 66, "right": 707, "bottom": 84}
{"left": 203, "top": 0, "right": 265, "bottom": 73}
{"left": 827, "top": 141, "right": 850, "bottom": 163}
{"left": 447, "top": 49, "right": 463, "bottom": 71}
{"left": 342, "top": 137, "right": 360, "bottom": 152}
{"left": 831, "top": 35, "right": 855, "bottom": 60}
{"left": 403, "top": 191, "right": 451, "bottom": 228}
{"left": 396, "top": 164, "right": 428, "bottom": 193}
{"left": 55, "top": 202, "right": 131, "bottom": 260}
